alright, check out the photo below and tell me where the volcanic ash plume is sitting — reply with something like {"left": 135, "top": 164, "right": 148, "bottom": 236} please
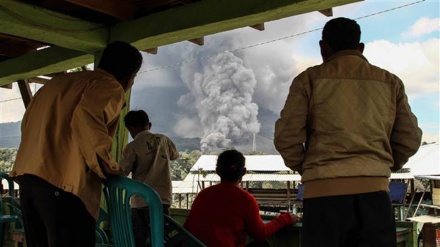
{"left": 179, "top": 51, "right": 260, "bottom": 153}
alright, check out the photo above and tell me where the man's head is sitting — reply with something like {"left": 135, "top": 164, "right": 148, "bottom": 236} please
{"left": 320, "top": 17, "right": 364, "bottom": 61}
{"left": 124, "top": 110, "right": 151, "bottom": 138}
{"left": 216, "top": 149, "right": 246, "bottom": 183}
{"left": 98, "top": 41, "right": 143, "bottom": 91}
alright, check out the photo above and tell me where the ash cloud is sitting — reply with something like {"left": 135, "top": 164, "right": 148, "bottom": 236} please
{"left": 178, "top": 51, "right": 260, "bottom": 153}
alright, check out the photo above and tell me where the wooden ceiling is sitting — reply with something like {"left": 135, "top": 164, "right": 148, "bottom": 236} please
{"left": 0, "top": 0, "right": 362, "bottom": 87}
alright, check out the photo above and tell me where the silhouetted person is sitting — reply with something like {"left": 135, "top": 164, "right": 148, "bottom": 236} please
{"left": 274, "top": 17, "right": 422, "bottom": 247}
{"left": 13, "top": 41, "right": 143, "bottom": 247}
{"left": 184, "top": 149, "right": 300, "bottom": 247}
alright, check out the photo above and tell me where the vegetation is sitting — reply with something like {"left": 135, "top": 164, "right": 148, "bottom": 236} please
{"left": 0, "top": 148, "right": 200, "bottom": 180}
{"left": 0, "top": 148, "right": 17, "bottom": 172}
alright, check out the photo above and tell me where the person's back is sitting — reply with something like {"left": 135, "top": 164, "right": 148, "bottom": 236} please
{"left": 184, "top": 150, "right": 298, "bottom": 247}
{"left": 119, "top": 110, "right": 178, "bottom": 247}
{"left": 274, "top": 17, "right": 422, "bottom": 247}
{"left": 12, "top": 41, "right": 143, "bottom": 247}
{"left": 14, "top": 70, "right": 123, "bottom": 183}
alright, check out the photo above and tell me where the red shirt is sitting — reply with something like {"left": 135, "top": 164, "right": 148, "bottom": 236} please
{"left": 184, "top": 182, "right": 293, "bottom": 246}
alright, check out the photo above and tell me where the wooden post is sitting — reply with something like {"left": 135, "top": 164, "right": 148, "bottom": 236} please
{"left": 17, "top": 79, "right": 32, "bottom": 108}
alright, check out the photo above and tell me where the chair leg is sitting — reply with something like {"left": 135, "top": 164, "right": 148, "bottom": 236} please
{"left": 0, "top": 223, "right": 5, "bottom": 247}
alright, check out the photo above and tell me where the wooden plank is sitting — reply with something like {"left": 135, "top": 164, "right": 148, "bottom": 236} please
{"left": 250, "top": 23, "right": 265, "bottom": 31}
{"left": 17, "top": 80, "right": 32, "bottom": 108}
{"left": 188, "top": 37, "right": 204, "bottom": 46}
{"left": 319, "top": 8, "right": 333, "bottom": 17}
{"left": 66, "top": 0, "right": 135, "bottom": 20}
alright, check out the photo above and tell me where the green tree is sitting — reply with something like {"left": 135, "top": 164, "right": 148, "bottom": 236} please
{"left": 0, "top": 148, "right": 18, "bottom": 172}
{"left": 171, "top": 150, "right": 202, "bottom": 180}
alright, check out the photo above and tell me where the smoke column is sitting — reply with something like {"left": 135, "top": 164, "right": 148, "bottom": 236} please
{"left": 178, "top": 51, "right": 260, "bottom": 153}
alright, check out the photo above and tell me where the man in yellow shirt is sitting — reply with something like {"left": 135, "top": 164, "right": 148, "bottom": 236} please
{"left": 12, "top": 41, "right": 143, "bottom": 247}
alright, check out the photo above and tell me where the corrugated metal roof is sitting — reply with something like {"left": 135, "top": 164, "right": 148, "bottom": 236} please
{"left": 402, "top": 143, "right": 439, "bottom": 176}
{"left": 390, "top": 172, "right": 414, "bottom": 179}
{"left": 172, "top": 180, "right": 201, "bottom": 194}
{"left": 190, "top": 144, "right": 439, "bottom": 176}
{"left": 243, "top": 173, "right": 301, "bottom": 182}
{"left": 182, "top": 173, "right": 301, "bottom": 182}
{"left": 190, "top": 155, "right": 291, "bottom": 172}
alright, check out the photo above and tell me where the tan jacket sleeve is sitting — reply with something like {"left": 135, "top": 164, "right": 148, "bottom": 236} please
{"left": 118, "top": 144, "right": 136, "bottom": 176}
{"left": 71, "top": 79, "right": 125, "bottom": 178}
{"left": 390, "top": 81, "right": 423, "bottom": 171}
{"left": 274, "top": 74, "right": 309, "bottom": 174}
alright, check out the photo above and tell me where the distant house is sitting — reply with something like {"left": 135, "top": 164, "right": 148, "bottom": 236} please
{"left": 172, "top": 144, "right": 439, "bottom": 210}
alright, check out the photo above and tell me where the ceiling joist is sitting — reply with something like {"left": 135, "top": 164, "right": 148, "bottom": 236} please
{"left": 188, "top": 37, "right": 204, "bottom": 46}
{"left": 144, "top": 47, "right": 158, "bottom": 54}
{"left": 319, "top": 8, "right": 333, "bottom": 17}
{"left": 250, "top": 23, "right": 265, "bottom": 31}
{"left": 66, "top": 0, "right": 136, "bottom": 20}
{"left": 0, "top": 0, "right": 362, "bottom": 86}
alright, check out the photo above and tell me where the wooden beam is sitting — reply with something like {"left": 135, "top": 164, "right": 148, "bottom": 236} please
{"left": 0, "top": 0, "right": 108, "bottom": 53}
{"left": 0, "top": 83, "right": 12, "bottom": 89}
{"left": 250, "top": 23, "right": 265, "bottom": 31}
{"left": 17, "top": 79, "right": 32, "bottom": 108}
{"left": 144, "top": 48, "right": 158, "bottom": 55}
{"left": 111, "top": 0, "right": 362, "bottom": 51}
{"left": 319, "top": 8, "right": 333, "bottom": 17}
{"left": 0, "top": 0, "right": 361, "bottom": 85}
{"left": 188, "top": 37, "right": 204, "bottom": 46}
{"left": 28, "top": 76, "right": 50, "bottom": 84}
{"left": 66, "top": 0, "right": 136, "bottom": 20}
{"left": 0, "top": 46, "right": 92, "bottom": 86}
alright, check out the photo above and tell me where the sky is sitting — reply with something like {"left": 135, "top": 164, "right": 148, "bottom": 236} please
{"left": 0, "top": 0, "right": 439, "bottom": 150}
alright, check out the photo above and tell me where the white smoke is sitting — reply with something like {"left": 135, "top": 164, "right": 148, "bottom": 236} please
{"left": 178, "top": 51, "right": 261, "bottom": 153}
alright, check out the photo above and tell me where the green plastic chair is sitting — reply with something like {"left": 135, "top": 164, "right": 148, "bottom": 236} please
{"left": 0, "top": 172, "right": 22, "bottom": 247}
{"left": 103, "top": 175, "right": 164, "bottom": 247}
{"left": 163, "top": 215, "right": 207, "bottom": 247}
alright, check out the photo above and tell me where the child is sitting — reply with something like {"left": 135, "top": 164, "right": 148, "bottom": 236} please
{"left": 119, "top": 110, "right": 179, "bottom": 247}
{"left": 184, "top": 149, "right": 300, "bottom": 247}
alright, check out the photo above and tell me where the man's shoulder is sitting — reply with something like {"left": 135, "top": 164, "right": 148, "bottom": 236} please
{"left": 152, "top": 133, "right": 173, "bottom": 141}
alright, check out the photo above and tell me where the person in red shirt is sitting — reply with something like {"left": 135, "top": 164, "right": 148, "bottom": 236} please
{"left": 184, "top": 149, "right": 300, "bottom": 247}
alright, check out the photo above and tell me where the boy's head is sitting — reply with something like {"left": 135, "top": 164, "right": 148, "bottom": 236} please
{"left": 124, "top": 110, "right": 151, "bottom": 138}
{"left": 216, "top": 149, "right": 246, "bottom": 182}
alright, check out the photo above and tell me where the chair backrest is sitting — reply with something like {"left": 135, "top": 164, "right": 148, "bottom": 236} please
{"left": 0, "top": 172, "right": 15, "bottom": 197}
{"left": 389, "top": 181, "right": 408, "bottom": 204}
{"left": 296, "top": 184, "right": 304, "bottom": 201}
{"left": 164, "top": 215, "right": 207, "bottom": 247}
{"left": 103, "top": 175, "right": 164, "bottom": 247}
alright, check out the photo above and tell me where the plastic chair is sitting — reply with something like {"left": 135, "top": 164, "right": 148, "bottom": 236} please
{"left": 102, "top": 175, "right": 164, "bottom": 247}
{"left": 0, "top": 172, "right": 22, "bottom": 247}
{"left": 95, "top": 208, "right": 111, "bottom": 245}
{"left": 389, "top": 181, "right": 408, "bottom": 204}
{"left": 163, "top": 215, "right": 207, "bottom": 247}
{"left": 296, "top": 184, "right": 304, "bottom": 201}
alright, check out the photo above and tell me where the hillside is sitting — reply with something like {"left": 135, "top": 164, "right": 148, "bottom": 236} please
{"left": 0, "top": 108, "right": 280, "bottom": 154}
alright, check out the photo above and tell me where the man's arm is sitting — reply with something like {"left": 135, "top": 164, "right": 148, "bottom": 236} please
{"left": 166, "top": 136, "right": 179, "bottom": 161}
{"left": 71, "top": 79, "right": 125, "bottom": 178}
{"left": 274, "top": 74, "right": 309, "bottom": 173}
{"left": 118, "top": 145, "right": 136, "bottom": 176}
{"left": 390, "top": 81, "right": 423, "bottom": 171}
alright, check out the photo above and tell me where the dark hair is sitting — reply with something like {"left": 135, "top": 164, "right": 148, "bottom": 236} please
{"left": 124, "top": 110, "right": 150, "bottom": 128}
{"left": 216, "top": 150, "right": 245, "bottom": 182}
{"left": 97, "top": 41, "right": 143, "bottom": 81}
{"left": 322, "top": 17, "right": 361, "bottom": 52}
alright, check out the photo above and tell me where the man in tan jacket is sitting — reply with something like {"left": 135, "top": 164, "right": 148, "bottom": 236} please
{"left": 12, "top": 41, "right": 143, "bottom": 247}
{"left": 274, "top": 17, "right": 422, "bottom": 247}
